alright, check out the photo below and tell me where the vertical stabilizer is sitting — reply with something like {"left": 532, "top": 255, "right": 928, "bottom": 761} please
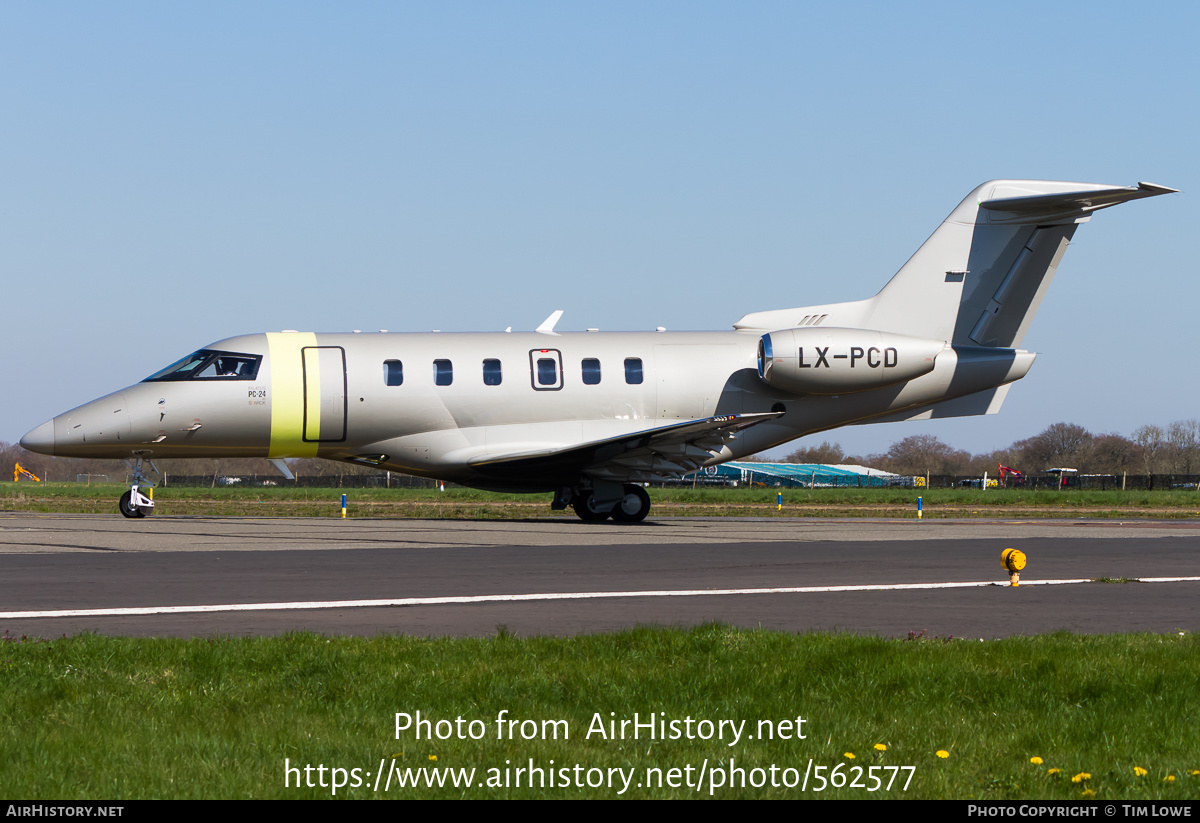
{"left": 860, "top": 180, "right": 1175, "bottom": 346}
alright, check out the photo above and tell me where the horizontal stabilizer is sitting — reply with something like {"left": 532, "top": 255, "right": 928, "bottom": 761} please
{"left": 979, "top": 181, "right": 1178, "bottom": 224}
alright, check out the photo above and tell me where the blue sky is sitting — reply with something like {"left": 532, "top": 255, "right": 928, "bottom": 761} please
{"left": 3, "top": 2, "right": 1195, "bottom": 458}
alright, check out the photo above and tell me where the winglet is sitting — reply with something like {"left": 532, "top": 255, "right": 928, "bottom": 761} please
{"left": 536, "top": 310, "right": 564, "bottom": 335}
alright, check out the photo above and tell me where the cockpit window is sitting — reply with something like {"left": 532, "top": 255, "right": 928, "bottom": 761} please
{"left": 142, "top": 349, "right": 262, "bottom": 382}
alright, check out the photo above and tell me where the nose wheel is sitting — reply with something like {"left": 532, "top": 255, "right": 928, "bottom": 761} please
{"left": 119, "top": 456, "right": 159, "bottom": 518}
{"left": 119, "top": 488, "right": 154, "bottom": 518}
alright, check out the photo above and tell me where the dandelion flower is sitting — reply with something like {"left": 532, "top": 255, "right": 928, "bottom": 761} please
{"left": 1030, "top": 757, "right": 1043, "bottom": 765}
{"left": 428, "top": 755, "right": 438, "bottom": 762}
{"left": 936, "top": 750, "right": 950, "bottom": 759}
{"left": 1047, "top": 769, "right": 1061, "bottom": 776}
{"left": 874, "top": 744, "right": 887, "bottom": 752}
{"left": 844, "top": 752, "right": 856, "bottom": 759}
{"left": 1189, "top": 770, "right": 1200, "bottom": 776}
{"left": 1081, "top": 789, "right": 1096, "bottom": 798}
{"left": 1071, "top": 772, "right": 1091, "bottom": 783}
{"left": 1134, "top": 767, "right": 1147, "bottom": 776}
{"left": 1164, "top": 775, "right": 1176, "bottom": 783}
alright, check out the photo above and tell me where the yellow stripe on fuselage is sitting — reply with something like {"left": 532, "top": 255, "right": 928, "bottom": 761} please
{"left": 267, "top": 332, "right": 319, "bottom": 458}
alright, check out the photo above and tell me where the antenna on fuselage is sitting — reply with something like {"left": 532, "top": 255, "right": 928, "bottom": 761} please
{"left": 536, "top": 310, "right": 564, "bottom": 335}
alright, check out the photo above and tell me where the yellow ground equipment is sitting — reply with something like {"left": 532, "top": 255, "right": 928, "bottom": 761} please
{"left": 14, "top": 463, "right": 42, "bottom": 482}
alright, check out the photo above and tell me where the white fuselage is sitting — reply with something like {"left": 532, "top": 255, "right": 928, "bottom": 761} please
{"left": 29, "top": 327, "right": 1034, "bottom": 492}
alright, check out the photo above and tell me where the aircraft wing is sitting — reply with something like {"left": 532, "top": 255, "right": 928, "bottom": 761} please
{"left": 467, "top": 412, "right": 783, "bottom": 485}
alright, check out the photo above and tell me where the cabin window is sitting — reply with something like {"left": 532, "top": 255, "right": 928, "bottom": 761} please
{"left": 581, "top": 358, "right": 601, "bottom": 385}
{"left": 528, "top": 349, "right": 563, "bottom": 390}
{"left": 433, "top": 359, "right": 453, "bottom": 386}
{"left": 483, "top": 359, "right": 502, "bottom": 386}
{"left": 624, "top": 357, "right": 643, "bottom": 384}
{"left": 383, "top": 360, "right": 403, "bottom": 386}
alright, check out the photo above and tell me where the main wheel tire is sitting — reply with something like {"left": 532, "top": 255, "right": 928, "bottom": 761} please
{"left": 610, "top": 484, "right": 651, "bottom": 523}
{"left": 572, "top": 491, "right": 611, "bottom": 522}
{"left": 118, "top": 490, "right": 146, "bottom": 519}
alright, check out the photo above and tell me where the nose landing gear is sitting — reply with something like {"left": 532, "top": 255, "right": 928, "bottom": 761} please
{"left": 119, "top": 488, "right": 154, "bottom": 518}
{"left": 119, "top": 456, "right": 159, "bottom": 518}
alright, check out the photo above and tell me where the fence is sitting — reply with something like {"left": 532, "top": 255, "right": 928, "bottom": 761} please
{"left": 82, "top": 471, "right": 1200, "bottom": 492}
{"left": 922, "top": 474, "right": 1200, "bottom": 491}
{"left": 129, "top": 473, "right": 443, "bottom": 489}
{"left": 670, "top": 472, "right": 1200, "bottom": 491}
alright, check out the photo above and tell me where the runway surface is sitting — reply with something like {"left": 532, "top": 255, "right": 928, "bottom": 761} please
{"left": 2, "top": 513, "right": 1198, "bottom": 638}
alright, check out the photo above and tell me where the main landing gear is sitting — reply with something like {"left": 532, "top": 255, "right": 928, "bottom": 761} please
{"left": 559, "top": 483, "right": 652, "bottom": 523}
{"left": 119, "top": 456, "right": 159, "bottom": 518}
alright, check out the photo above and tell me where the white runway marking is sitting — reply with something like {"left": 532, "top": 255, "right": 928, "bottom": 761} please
{"left": 3, "top": 577, "right": 1199, "bottom": 620}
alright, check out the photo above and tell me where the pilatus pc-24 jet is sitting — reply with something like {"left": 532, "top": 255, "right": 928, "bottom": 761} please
{"left": 22, "top": 179, "right": 1175, "bottom": 521}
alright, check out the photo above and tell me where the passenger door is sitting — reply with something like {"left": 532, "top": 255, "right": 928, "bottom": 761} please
{"left": 302, "top": 346, "right": 347, "bottom": 442}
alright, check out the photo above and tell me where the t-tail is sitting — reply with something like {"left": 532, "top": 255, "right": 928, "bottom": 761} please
{"left": 866, "top": 179, "right": 1177, "bottom": 346}
{"left": 736, "top": 179, "right": 1177, "bottom": 420}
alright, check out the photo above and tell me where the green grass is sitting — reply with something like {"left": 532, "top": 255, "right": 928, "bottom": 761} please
{"left": 2, "top": 627, "right": 1198, "bottom": 799}
{"left": 2, "top": 482, "right": 1199, "bottom": 518}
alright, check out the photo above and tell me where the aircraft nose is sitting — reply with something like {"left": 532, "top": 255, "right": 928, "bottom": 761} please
{"left": 20, "top": 419, "right": 56, "bottom": 456}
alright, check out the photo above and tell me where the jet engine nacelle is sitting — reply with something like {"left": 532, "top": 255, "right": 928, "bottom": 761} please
{"left": 757, "top": 327, "right": 945, "bottom": 395}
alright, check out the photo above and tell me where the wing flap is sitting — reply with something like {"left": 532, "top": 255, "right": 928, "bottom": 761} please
{"left": 467, "top": 412, "right": 782, "bottom": 485}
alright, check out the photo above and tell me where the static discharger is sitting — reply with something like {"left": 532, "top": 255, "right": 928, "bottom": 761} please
{"left": 1002, "top": 548, "right": 1026, "bottom": 587}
